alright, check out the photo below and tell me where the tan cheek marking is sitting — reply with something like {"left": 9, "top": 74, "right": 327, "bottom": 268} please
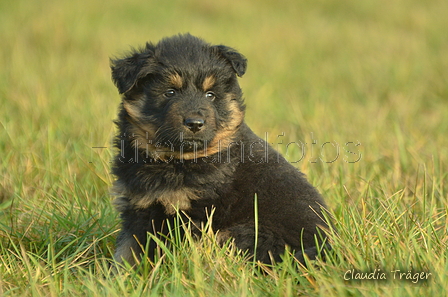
{"left": 202, "top": 75, "right": 216, "bottom": 91}
{"left": 123, "top": 99, "right": 145, "bottom": 119}
{"left": 123, "top": 98, "right": 163, "bottom": 156}
{"left": 208, "top": 94, "right": 244, "bottom": 145}
{"left": 168, "top": 72, "right": 183, "bottom": 89}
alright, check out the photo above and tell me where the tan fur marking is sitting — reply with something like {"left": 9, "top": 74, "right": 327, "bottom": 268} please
{"left": 113, "top": 180, "right": 199, "bottom": 215}
{"left": 123, "top": 100, "right": 161, "bottom": 157}
{"left": 168, "top": 72, "right": 183, "bottom": 89}
{"left": 131, "top": 188, "right": 198, "bottom": 214}
{"left": 123, "top": 97, "right": 162, "bottom": 152}
{"left": 127, "top": 125, "right": 175, "bottom": 162}
{"left": 123, "top": 97, "right": 145, "bottom": 119}
{"left": 156, "top": 189, "right": 199, "bottom": 215}
{"left": 202, "top": 75, "right": 216, "bottom": 91}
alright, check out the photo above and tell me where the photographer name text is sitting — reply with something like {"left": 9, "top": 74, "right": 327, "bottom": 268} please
{"left": 343, "top": 269, "right": 432, "bottom": 284}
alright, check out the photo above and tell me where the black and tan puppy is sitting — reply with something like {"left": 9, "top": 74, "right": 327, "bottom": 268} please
{"left": 110, "top": 34, "right": 328, "bottom": 266}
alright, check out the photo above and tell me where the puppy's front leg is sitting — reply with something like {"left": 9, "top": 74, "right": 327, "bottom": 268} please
{"left": 114, "top": 203, "right": 167, "bottom": 266}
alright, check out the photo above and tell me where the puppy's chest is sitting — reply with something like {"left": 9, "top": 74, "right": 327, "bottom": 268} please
{"left": 114, "top": 162, "right": 234, "bottom": 215}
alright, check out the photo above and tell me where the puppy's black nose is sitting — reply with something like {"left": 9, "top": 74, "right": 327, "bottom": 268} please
{"left": 184, "top": 118, "right": 205, "bottom": 133}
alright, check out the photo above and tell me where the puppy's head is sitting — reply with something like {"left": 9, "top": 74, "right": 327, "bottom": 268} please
{"left": 111, "top": 34, "right": 247, "bottom": 160}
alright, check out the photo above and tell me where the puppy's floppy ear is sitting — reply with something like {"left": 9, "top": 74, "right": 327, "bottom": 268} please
{"left": 110, "top": 43, "right": 156, "bottom": 94}
{"left": 214, "top": 45, "right": 247, "bottom": 77}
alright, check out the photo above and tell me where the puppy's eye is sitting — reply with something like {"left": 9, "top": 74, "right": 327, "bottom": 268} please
{"left": 205, "top": 91, "right": 216, "bottom": 100}
{"left": 164, "top": 89, "right": 176, "bottom": 98}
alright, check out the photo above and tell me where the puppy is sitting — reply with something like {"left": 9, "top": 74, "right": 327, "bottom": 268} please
{"left": 110, "top": 33, "right": 328, "bottom": 266}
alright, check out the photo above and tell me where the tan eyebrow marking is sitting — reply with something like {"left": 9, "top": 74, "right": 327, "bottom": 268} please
{"left": 168, "top": 72, "right": 183, "bottom": 89}
{"left": 202, "top": 75, "right": 216, "bottom": 91}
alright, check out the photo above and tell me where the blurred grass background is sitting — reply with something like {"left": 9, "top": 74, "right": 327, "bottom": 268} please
{"left": 0, "top": 0, "right": 447, "bottom": 296}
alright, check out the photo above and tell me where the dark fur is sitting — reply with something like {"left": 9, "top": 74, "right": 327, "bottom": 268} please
{"left": 110, "top": 34, "right": 328, "bottom": 266}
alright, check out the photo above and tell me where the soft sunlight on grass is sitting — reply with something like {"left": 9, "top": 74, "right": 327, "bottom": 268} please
{"left": 1, "top": 0, "right": 447, "bottom": 296}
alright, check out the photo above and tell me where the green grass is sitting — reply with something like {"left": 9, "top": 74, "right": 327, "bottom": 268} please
{"left": 1, "top": 0, "right": 447, "bottom": 295}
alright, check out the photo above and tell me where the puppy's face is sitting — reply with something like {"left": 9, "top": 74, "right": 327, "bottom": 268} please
{"left": 111, "top": 34, "right": 247, "bottom": 160}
